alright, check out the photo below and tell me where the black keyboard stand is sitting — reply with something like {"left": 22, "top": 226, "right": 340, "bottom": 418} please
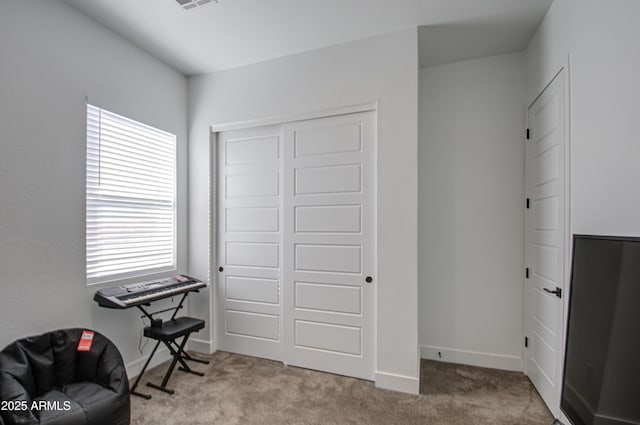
{"left": 129, "top": 291, "right": 209, "bottom": 399}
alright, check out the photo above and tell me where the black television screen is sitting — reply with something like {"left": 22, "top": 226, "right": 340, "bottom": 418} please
{"left": 561, "top": 235, "right": 640, "bottom": 425}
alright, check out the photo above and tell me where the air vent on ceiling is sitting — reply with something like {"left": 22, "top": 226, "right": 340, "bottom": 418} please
{"left": 176, "top": 0, "right": 217, "bottom": 11}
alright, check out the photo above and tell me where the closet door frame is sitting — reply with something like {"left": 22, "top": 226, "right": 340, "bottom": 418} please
{"left": 210, "top": 103, "right": 377, "bottom": 371}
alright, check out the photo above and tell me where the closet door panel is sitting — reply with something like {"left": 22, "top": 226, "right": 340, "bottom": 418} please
{"left": 217, "top": 125, "right": 283, "bottom": 361}
{"left": 282, "top": 111, "right": 376, "bottom": 380}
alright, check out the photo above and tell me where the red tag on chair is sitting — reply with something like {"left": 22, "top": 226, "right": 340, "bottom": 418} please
{"left": 77, "top": 330, "right": 95, "bottom": 352}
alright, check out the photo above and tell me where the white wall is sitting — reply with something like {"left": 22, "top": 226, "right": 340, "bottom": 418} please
{"left": 188, "top": 29, "right": 420, "bottom": 393}
{"left": 526, "top": 0, "right": 640, "bottom": 418}
{"left": 0, "top": 1, "right": 187, "bottom": 373}
{"left": 418, "top": 52, "right": 526, "bottom": 371}
{"left": 527, "top": 0, "right": 640, "bottom": 237}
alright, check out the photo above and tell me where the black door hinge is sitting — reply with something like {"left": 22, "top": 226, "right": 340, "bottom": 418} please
{"left": 526, "top": 128, "right": 530, "bottom": 140}
{"left": 525, "top": 337, "right": 529, "bottom": 348}
{"left": 525, "top": 268, "right": 529, "bottom": 279}
{"left": 526, "top": 198, "right": 530, "bottom": 209}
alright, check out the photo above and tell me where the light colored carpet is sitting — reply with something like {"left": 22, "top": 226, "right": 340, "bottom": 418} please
{"left": 130, "top": 351, "right": 553, "bottom": 425}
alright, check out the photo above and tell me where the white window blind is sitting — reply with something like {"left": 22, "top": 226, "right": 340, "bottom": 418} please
{"left": 86, "top": 104, "right": 176, "bottom": 284}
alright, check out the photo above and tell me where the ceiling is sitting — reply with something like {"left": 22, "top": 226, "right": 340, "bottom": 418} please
{"left": 62, "top": 0, "right": 552, "bottom": 76}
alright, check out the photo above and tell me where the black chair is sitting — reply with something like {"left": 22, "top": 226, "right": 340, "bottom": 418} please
{"left": 0, "top": 329, "right": 130, "bottom": 425}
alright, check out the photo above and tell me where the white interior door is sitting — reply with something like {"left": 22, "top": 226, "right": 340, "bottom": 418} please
{"left": 282, "top": 111, "right": 375, "bottom": 380}
{"left": 217, "top": 124, "right": 283, "bottom": 361}
{"left": 525, "top": 69, "right": 567, "bottom": 417}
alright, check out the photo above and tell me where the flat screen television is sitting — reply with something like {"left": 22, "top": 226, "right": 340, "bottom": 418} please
{"left": 561, "top": 235, "right": 640, "bottom": 425}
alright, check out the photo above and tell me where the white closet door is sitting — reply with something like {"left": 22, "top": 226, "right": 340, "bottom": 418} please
{"left": 282, "top": 111, "right": 375, "bottom": 380}
{"left": 217, "top": 125, "right": 283, "bottom": 361}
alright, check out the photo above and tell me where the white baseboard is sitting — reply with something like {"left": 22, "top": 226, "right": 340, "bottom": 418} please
{"left": 187, "top": 338, "right": 215, "bottom": 354}
{"left": 375, "top": 371, "right": 420, "bottom": 395}
{"left": 420, "top": 345, "right": 523, "bottom": 372}
{"left": 125, "top": 348, "right": 171, "bottom": 379}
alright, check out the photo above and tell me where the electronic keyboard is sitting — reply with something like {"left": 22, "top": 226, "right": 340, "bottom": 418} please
{"left": 94, "top": 275, "right": 207, "bottom": 309}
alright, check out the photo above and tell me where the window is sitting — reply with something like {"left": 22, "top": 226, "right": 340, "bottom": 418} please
{"left": 86, "top": 104, "right": 176, "bottom": 284}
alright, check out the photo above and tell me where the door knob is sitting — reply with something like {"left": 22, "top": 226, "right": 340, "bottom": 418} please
{"left": 365, "top": 276, "right": 373, "bottom": 283}
{"left": 218, "top": 266, "right": 224, "bottom": 272}
{"left": 543, "top": 287, "right": 562, "bottom": 298}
